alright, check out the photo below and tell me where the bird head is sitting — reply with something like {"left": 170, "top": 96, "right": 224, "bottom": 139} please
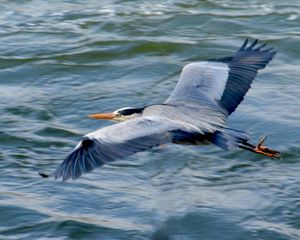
{"left": 88, "top": 107, "right": 144, "bottom": 122}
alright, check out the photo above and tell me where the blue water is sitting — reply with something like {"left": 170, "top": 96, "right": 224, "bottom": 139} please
{"left": 1, "top": 1, "right": 300, "bottom": 239}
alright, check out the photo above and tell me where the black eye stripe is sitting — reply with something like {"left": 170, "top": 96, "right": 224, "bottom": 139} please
{"left": 119, "top": 108, "right": 143, "bottom": 115}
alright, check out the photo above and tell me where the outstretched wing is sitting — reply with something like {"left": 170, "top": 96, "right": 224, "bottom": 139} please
{"left": 54, "top": 117, "right": 185, "bottom": 181}
{"left": 166, "top": 39, "right": 276, "bottom": 115}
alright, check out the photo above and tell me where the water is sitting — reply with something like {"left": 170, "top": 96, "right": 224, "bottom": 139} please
{"left": 1, "top": 0, "right": 300, "bottom": 239}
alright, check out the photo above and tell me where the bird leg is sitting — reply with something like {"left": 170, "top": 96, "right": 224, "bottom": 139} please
{"left": 239, "top": 136, "right": 281, "bottom": 159}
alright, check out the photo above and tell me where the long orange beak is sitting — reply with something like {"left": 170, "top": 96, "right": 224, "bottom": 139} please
{"left": 88, "top": 112, "right": 117, "bottom": 120}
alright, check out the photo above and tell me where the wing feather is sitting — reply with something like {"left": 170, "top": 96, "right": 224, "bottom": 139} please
{"left": 166, "top": 39, "right": 276, "bottom": 115}
{"left": 165, "top": 61, "right": 229, "bottom": 104}
{"left": 215, "top": 40, "right": 276, "bottom": 114}
{"left": 54, "top": 117, "right": 184, "bottom": 181}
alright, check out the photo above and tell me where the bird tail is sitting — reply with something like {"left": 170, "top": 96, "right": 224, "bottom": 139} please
{"left": 211, "top": 128, "right": 281, "bottom": 158}
{"left": 210, "top": 128, "right": 250, "bottom": 150}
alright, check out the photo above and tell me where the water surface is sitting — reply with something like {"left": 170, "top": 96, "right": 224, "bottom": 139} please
{"left": 1, "top": 0, "right": 300, "bottom": 239}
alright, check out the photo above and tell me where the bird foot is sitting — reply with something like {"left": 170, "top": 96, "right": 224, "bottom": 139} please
{"left": 253, "top": 136, "right": 281, "bottom": 159}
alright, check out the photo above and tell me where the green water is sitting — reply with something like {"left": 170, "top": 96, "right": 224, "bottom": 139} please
{"left": 1, "top": 0, "right": 300, "bottom": 239}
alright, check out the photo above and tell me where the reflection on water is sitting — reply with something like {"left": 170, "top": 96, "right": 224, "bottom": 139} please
{"left": 1, "top": 0, "right": 300, "bottom": 239}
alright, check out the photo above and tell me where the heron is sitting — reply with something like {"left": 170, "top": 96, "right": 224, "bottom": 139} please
{"left": 50, "top": 39, "right": 281, "bottom": 181}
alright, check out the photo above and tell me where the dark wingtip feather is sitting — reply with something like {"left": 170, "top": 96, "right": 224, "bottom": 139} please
{"left": 239, "top": 39, "right": 277, "bottom": 56}
{"left": 254, "top": 43, "right": 267, "bottom": 51}
{"left": 218, "top": 38, "right": 277, "bottom": 115}
{"left": 263, "top": 47, "right": 274, "bottom": 53}
{"left": 54, "top": 148, "right": 81, "bottom": 181}
{"left": 247, "top": 39, "right": 258, "bottom": 50}
{"left": 54, "top": 138, "right": 107, "bottom": 182}
{"left": 239, "top": 39, "right": 248, "bottom": 51}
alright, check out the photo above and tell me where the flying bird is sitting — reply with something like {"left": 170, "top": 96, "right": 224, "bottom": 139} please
{"left": 51, "top": 39, "right": 281, "bottom": 181}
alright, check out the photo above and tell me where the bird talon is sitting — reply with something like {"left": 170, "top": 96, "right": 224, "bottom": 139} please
{"left": 253, "top": 136, "right": 281, "bottom": 159}
{"left": 257, "top": 136, "right": 266, "bottom": 148}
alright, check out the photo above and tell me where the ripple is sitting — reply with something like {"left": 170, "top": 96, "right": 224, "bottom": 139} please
{"left": 35, "top": 126, "right": 79, "bottom": 138}
{"left": 1, "top": 0, "right": 300, "bottom": 239}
